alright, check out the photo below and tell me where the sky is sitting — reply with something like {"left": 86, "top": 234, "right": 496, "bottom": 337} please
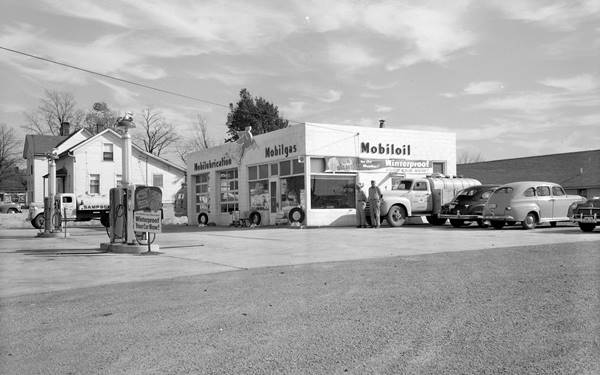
{"left": 1, "top": 0, "right": 599, "bottom": 164}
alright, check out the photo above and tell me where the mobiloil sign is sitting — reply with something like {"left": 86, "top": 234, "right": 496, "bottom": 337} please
{"left": 360, "top": 142, "right": 410, "bottom": 156}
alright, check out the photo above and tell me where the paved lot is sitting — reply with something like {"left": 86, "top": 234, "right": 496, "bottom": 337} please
{"left": 0, "top": 222, "right": 597, "bottom": 298}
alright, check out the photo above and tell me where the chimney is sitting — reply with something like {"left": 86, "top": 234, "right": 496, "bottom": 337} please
{"left": 379, "top": 119, "right": 385, "bottom": 128}
{"left": 60, "top": 122, "right": 70, "bottom": 136}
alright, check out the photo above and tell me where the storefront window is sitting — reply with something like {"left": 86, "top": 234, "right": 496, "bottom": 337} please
{"left": 280, "top": 160, "right": 291, "bottom": 176}
{"left": 194, "top": 173, "right": 210, "bottom": 212}
{"left": 249, "top": 180, "right": 269, "bottom": 210}
{"left": 311, "top": 175, "right": 356, "bottom": 209}
{"left": 270, "top": 163, "right": 278, "bottom": 176}
{"left": 281, "top": 175, "right": 304, "bottom": 210}
{"left": 219, "top": 168, "right": 239, "bottom": 213}
{"left": 259, "top": 164, "right": 269, "bottom": 179}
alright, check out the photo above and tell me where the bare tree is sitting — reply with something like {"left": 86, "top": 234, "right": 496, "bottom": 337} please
{"left": 22, "top": 90, "right": 84, "bottom": 135}
{"left": 457, "top": 150, "right": 485, "bottom": 164}
{"left": 83, "top": 102, "right": 119, "bottom": 134}
{"left": 0, "top": 123, "right": 20, "bottom": 178}
{"left": 176, "top": 114, "right": 214, "bottom": 164}
{"left": 133, "top": 107, "right": 180, "bottom": 156}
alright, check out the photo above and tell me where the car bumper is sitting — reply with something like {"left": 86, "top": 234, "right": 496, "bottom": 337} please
{"left": 570, "top": 213, "right": 598, "bottom": 224}
{"left": 439, "top": 213, "right": 482, "bottom": 221}
{"left": 483, "top": 214, "right": 516, "bottom": 222}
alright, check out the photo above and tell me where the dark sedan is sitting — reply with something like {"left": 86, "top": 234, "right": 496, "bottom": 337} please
{"left": 440, "top": 184, "right": 500, "bottom": 227}
{"left": 569, "top": 197, "right": 599, "bottom": 232}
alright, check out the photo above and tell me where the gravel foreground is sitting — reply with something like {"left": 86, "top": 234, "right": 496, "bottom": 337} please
{"left": 1, "top": 241, "right": 599, "bottom": 374}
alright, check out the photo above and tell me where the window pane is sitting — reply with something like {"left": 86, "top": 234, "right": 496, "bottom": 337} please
{"left": 280, "top": 160, "right": 291, "bottom": 176}
{"left": 310, "top": 175, "right": 356, "bottom": 209}
{"left": 153, "top": 174, "right": 163, "bottom": 188}
{"left": 249, "top": 180, "right": 269, "bottom": 210}
{"left": 433, "top": 162, "right": 445, "bottom": 174}
{"left": 281, "top": 175, "right": 305, "bottom": 210}
{"left": 90, "top": 174, "right": 100, "bottom": 194}
{"left": 552, "top": 186, "right": 565, "bottom": 196}
{"left": 310, "top": 158, "right": 325, "bottom": 173}
{"left": 270, "top": 163, "right": 278, "bottom": 176}
{"left": 293, "top": 159, "right": 303, "bottom": 174}
{"left": 259, "top": 164, "right": 269, "bottom": 179}
{"left": 524, "top": 187, "right": 535, "bottom": 197}
{"left": 248, "top": 166, "right": 257, "bottom": 180}
{"left": 536, "top": 186, "right": 550, "bottom": 196}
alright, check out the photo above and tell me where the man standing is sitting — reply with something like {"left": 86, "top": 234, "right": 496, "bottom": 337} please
{"left": 368, "top": 180, "right": 383, "bottom": 228}
{"left": 355, "top": 183, "right": 367, "bottom": 228}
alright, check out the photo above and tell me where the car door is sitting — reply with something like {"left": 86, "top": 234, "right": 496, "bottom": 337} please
{"left": 550, "top": 185, "right": 571, "bottom": 219}
{"left": 411, "top": 180, "right": 429, "bottom": 212}
{"left": 535, "top": 185, "right": 553, "bottom": 220}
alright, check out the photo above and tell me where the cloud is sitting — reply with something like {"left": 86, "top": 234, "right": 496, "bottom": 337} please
{"left": 440, "top": 92, "right": 457, "bottom": 98}
{"left": 476, "top": 91, "right": 600, "bottom": 113}
{"left": 280, "top": 101, "right": 306, "bottom": 120}
{"left": 365, "top": 81, "right": 398, "bottom": 90}
{"left": 463, "top": 81, "right": 504, "bottom": 95}
{"left": 375, "top": 105, "right": 392, "bottom": 113}
{"left": 540, "top": 74, "right": 600, "bottom": 92}
{"left": 328, "top": 42, "right": 380, "bottom": 70}
{"left": 317, "top": 90, "right": 343, "bottom": 103}
{"left": 95, "top": 79, "right": 139, "bottom": 106}
{"left": 490, "top": 0, "right": 600, "bottom": 31}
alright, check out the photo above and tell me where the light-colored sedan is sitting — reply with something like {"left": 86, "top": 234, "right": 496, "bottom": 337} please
{"left": 482, "top": 181, "right": 585, "bottom": 229}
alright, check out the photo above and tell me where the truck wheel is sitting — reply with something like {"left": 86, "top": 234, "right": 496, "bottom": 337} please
{"left": 197, "top": 213, "right": 209, "bottom": 225}
{"left": 491, "top": 221, "right": 504, "bottom": 229}
{"left": 31, "top": 213, "right": 44, "bottom": 229}
{"left": 578, "top": 222, "right": 596, "bottom": 232}
{"left": 426, "top": 215, "right": 447, "bottom": 226}
{"left": 450, "top": 219, "right": 465, "bottom": 228}
{"left": 386, "top": 205, "right": 407, "bottom": 227}
{"left": 249, "top": 211, "right": 262, "bottom": 225}
{"left": 521, "top": 212, "right": 537, "bottom": 230}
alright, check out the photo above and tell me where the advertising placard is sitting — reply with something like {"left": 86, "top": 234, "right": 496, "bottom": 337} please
{"left": 359, "top": 158, "right": 433, "bottom": 174}
{"left": 133, "top": 210, "right": 162, "bottom": 233}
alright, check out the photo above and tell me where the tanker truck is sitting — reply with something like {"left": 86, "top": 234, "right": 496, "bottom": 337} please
{"left": 29, "top": 193, "right": 110, "bottom": 229}
{"left": 366, "top": 175, "right": 480, "bottom": 227}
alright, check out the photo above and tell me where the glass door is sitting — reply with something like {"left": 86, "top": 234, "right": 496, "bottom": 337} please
{"left": 269, "top": 178, "right": 280, "bottom": 224}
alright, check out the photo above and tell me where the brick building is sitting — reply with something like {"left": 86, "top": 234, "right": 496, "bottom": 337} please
{"left": 457, "top": 149, "right": 600, "bottom": 198}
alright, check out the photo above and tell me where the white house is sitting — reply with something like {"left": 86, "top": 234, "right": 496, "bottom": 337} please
{"left": 23, "top": 125, "right": 186, "bottom": 216}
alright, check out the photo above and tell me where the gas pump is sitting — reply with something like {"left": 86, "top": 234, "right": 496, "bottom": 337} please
{"left": 107, "top": 184, "right": 162, "bottom": 245}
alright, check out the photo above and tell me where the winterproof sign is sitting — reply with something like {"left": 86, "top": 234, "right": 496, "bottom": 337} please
{"left": 359, "top": 159, "right": 433, "bottom": 174}
{"left": 133, "top": 210, "right": 162, "bottom": 233}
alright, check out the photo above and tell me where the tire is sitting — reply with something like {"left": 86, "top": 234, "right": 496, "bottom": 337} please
{"left": 506, "top": 221, "right": 517, "bottom": 226}
{"left": 578, "top": 222, "right": 596, "bottom": 232}
{"left": 31, "top": 213, "right": 45, "bottom": 229}
{"left": 476, "top": 219, "right": 489, "bottom": 228}
{"left": 288, "top": 207, "right": 305, "bottom": 224}
{"left": 197, "top": 213, "right": 209, "bottom": 225}
{"left": 450, "top": 219, "right": 465, "bottom": 228}
{"left": 549, "top": 221, "right": 557, "bottom": 227}
{"left": 7, "top": 208, "right": 18, "bottom": 214}
{"left": 491, "top": 221, "right": 504, "bottom": 229}
{"left": 249, "top": 211, "right": 262, "bottom": 225}
{"left": 386, "top": 205, "right": 407, "bottom": 227}
{"left": 521, "top": 212, "right": 537, "bottom": 230}
{"left": 426, "top": 215, "right": 447, "bottom": 226}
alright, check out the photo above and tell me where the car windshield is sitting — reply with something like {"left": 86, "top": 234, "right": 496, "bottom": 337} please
{"left": 457, "top": 188, "right": 478, "bottom": 197}
{"left": 393, "top": 180, "right": 412, "bottom": 190}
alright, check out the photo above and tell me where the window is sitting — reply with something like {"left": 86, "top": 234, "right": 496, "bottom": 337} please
{"left": 292, "top": 159, "right": 304, "bottom": 174}
{"left": 281, "top": 175, "right": 304, "bottom": 210}
{"left": 194, "top": 173, "right": 210, "bottom": 213}
{"left": 311, "top": 175, "right": 356, "bottom": 209}
{"left": 258, "top": 164, "right": 269, "bottom": 179}
{"left": 280, "top": 160, "right": 291, "bottom": 176}
{"left": 89, "top": 174, "right": 100, "bottom": 194}
{"left": 577, "top": 188, "right": 588, "bottom": 198}
{"left": 413, "top": 181, "right": 428, "bottom": 191}
{"left": 536, "top": 186, "right": 551, "bottom": 196}
{"left": 116, "top": 174, "right": 122, "bottom": 187}
{"left": 219, "top": 168, "right": 239, "bottom": 213}
{"left": 270, "top": 163, "right": 278, "bottom": 176}
{"left": 103, "top": 143, "right": 114, "bottom": 161}
{"left": 523, "top": 187, "right": 535, "bottom": 197}
{"left": 391, "top": 178, "right": 411, "bottom": 190}
{"left": 62, "top": 196, "right": 73, "bottom": 203}
{"left": 552, "top": 186, "right": 565, "bottom": 196}
{"left": 152, "top": 174, "right": 163, "bottom": 188}
{"left": 433, "top": 162, "right": 445, "bottom": 174}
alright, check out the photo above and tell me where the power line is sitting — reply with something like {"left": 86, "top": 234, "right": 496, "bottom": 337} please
{"left": 0, "top": 45, "right": 304, "bottom": 124}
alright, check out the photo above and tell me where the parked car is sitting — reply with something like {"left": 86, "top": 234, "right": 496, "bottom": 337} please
{"left": 482, "top": 181, "right": 585, "bottom": 229}
{"left": 0, "top": 202, "right": 22, "bottom": 214}
{"left": 440, "top": 184, "right": 500, "bottom": 227}
{"left": 569, "top": 197, "right": 600, "bottom": 232}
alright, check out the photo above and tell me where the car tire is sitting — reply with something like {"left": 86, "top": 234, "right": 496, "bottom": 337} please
{"left": 197, "top": 213, "right": 209, "bottom": 225}
{"left": 521, "top": 212, "right": 537, "bottom": 230}
{"left": 578, "top": 222, "right": 596, "bottom": 232}
{"left": 476, "top": 219, "right": 489, "bottom": 228}
{"left": 288, "top": 207, "right": 305, "bottom": 224}
{"left": 386, "top": 205, "right": 407, "bottom": 227}
{"left": 491, "top": 221, "right": 504, "bottom": 229}
{"left": 7, "top": 208, "right": 18, "bottom": 214}
{"left": 32, "top": 213, "right": 45, "bottom": 229}
{"left": 449, "top": 219, "right": 465, "bottom": 228}
{"left": 249, "top": 211, "right": 262, "bottom": 225}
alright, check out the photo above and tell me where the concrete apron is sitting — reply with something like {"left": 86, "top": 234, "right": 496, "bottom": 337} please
{"left": 100, "top": 242, "right": 159, "bottom": 254}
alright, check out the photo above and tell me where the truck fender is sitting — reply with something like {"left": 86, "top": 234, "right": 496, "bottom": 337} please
{"left": 381, "top": 197, "right": 412, "bottom": 217}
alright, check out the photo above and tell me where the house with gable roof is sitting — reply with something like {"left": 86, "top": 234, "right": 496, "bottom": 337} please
{"left": 22, "top": 123, "right": 186, "bottom": 217}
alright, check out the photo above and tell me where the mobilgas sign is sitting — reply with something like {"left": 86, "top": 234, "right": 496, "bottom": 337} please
{"left": 265, "top": 144, "right": 298, "bottom": 158}
{"left": 361, "top": 142, "right": 410, "bottom": 156}
{"left": 194, "top": 157, "right": 232, "bottom": 171}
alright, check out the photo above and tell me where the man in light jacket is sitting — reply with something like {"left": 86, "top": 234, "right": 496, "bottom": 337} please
{"left": 368, "top": 180, "right": 383, "bottom": 228}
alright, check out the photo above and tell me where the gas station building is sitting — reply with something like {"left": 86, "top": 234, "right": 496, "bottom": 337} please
{"left": 186, "top": 123, "right": 457, "bottom": 227}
